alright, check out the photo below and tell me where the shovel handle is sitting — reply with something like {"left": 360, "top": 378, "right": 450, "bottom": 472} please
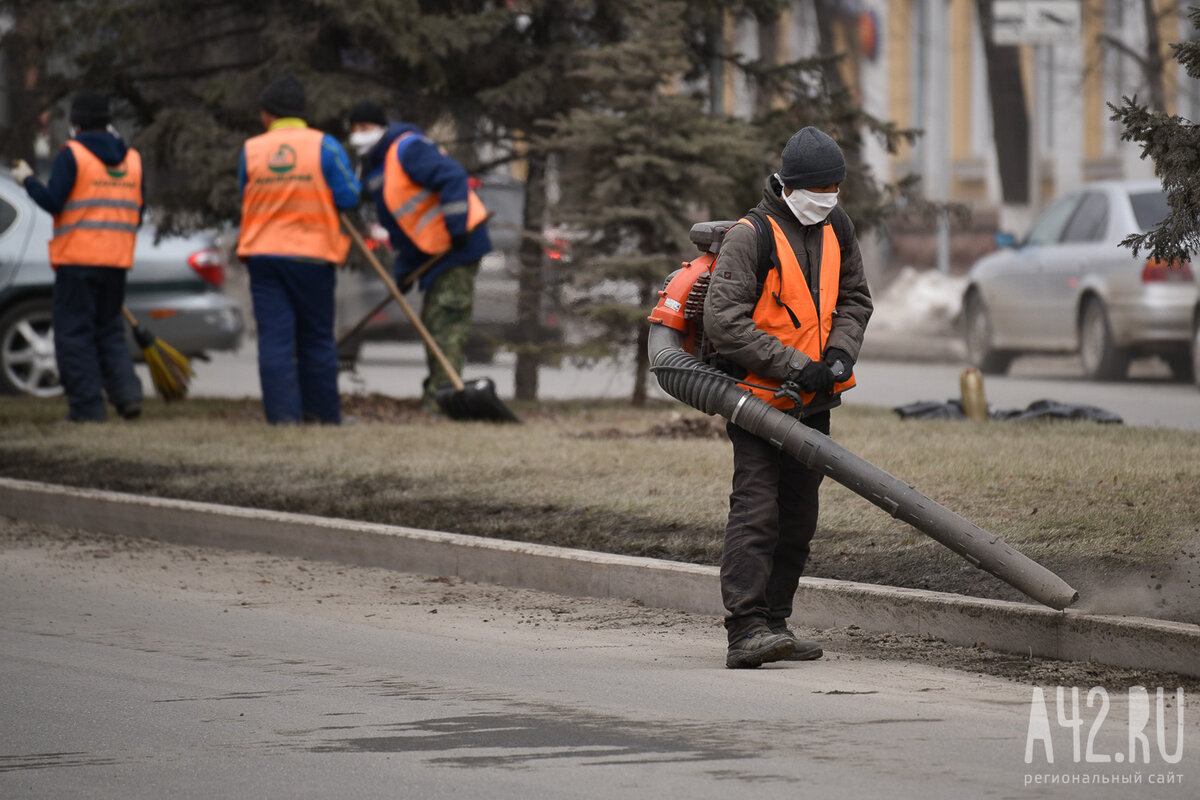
{"left": 340, "top": 213, "right": 465, "bottom": 392}
{"left": 403, "top": 211, "right": 493, "bottom": 292}
{"left": 336, "top": 294, "right": 391, "bottom": 349}
{"left": 336, "top": 213, "right": 494, "bottom": 349}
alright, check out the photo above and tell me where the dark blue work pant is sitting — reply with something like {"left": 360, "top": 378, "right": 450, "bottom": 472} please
{"left": 246, "top": 257, "right": 340, "bottom": 424}
{"left": 52, "top": 265, "right": 143, "bottom": 421}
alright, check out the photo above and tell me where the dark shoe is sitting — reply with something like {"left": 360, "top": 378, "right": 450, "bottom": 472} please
{"left": 726, "top": 630, "right": 796, "bottom": 669}
{"left": 769, "top": 626, "right": 823, "bottom": 661}
{"left": 117, "top": 403, "right": 141, "bottom": 420}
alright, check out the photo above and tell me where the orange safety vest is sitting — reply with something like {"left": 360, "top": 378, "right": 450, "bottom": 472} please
{"left": 48, "top": 141, "right": 142, "bottom": 269}
{"left": 236, "top": 127, "right": 349, "bottom": 264}
{"left": 743, "top": 214, "right": 856, "bottom": 410}
{"left": 382, "top": 133, "right": 487, "bottom": 255}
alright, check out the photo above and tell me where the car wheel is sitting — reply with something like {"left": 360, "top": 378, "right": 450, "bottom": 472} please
{"left": 0, "top": 298, "right": 62, "bottom": 398}
{"left": 1164, "top": 351, "right": 1194, "bottom": 384}
{"left": 963, "top": 293, "right": 1013, "bottom": 375}
{"left": 1192, "top": 314, "right": 1200, "bottom": 391}
{"left": 1078, "top": 298, "right": 1129, "bottom": 381}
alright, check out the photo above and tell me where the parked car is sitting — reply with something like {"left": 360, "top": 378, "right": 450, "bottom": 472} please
{"left": 962, "top": 180, "right": 1199, "bottom": 383}
{"left": 0, "top": 176, "right": 244, "bottom": 398}
{"left": 335, "top": 177, "right": 561, "bottom": 365}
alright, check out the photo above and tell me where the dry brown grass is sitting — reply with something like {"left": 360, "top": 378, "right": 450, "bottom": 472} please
{"left": 2, "top": 393, "right": 1198, "bottom": 613}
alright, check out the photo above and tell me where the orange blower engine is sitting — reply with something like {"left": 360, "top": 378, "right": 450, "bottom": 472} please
{"left": 647, "top": 220, "right": 738, "bottom": 359}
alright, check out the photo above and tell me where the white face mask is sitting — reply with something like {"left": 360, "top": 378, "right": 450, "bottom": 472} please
{"left": 777, "top": 175, "right": 839, "bottom": 225}
{"left": 349, "top": 127, "right": 385, "bottom": 156}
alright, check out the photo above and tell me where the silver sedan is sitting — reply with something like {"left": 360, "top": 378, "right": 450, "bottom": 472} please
{"left": 963, "top": 180, "right": 1199, "bottom": 384}
{"left": 0, "top": 177, "right": 244, "bottom": 398}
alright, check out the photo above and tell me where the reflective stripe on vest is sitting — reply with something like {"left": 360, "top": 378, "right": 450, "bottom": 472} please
{"left": 48, "top": 141, "right": 142, "bottom": 268}
{"left": 236, "top": 127, "right": 350, "bottom": 264}
{"left": 382, "top": 133, "right": 488, "bottom": 255}
{"left": 743, "top": 215, "right": 857, "bottom": 410}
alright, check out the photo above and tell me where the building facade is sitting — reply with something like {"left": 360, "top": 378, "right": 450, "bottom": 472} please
{"left": 717, "top": 0, "right": 1196, "bottom": 270}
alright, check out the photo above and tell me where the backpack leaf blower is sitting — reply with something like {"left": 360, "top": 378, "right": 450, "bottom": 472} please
{"left": 647, "top": 221, "right": 1078, "bottom": 611}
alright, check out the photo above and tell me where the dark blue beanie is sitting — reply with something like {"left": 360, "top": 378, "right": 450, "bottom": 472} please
{"left": 259, "top": 76, "right": 306, "bottom": 118}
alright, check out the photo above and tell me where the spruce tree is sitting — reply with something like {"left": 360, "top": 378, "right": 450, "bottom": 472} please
{"left": 544, "top": 0, "right": 767, "bottom": 405}
{"left": 1110, "top": 5, "right": 1200, "bottom": 262}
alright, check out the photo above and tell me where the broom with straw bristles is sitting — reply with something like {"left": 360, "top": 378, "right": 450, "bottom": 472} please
{"left": 120, "top": 306, "right": 194, "bottom": 401}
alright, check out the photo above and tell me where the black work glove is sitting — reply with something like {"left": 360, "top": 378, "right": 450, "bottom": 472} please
{"left": 796, "top": 359, "right": 835, "bottom": 394}
{"left": 823, "top": 347, "right": 854, "bottom": 383}
{"left": 450, "top": 232, "right": 471, "bottom": 251}
{"left": 396, "top": 269, "right": 418, "bottom": 294}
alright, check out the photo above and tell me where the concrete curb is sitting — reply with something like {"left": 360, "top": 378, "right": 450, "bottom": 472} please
{"left": 2, "top": 477, "right": 1197, "bottom": 678}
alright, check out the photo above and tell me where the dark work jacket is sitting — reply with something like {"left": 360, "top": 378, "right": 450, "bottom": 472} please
{"left": 703, "top": 174, "right": 873, "bottom": 417}
{"left": 359, "top": 122, "right": 491, "bottom": 290}
{"left": 24, "top": 130, "right": 146, "bottom": 225}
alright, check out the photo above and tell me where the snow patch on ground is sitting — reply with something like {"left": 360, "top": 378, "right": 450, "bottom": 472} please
{"left": 870, "top": 267, "right": 965, "bottom": 336}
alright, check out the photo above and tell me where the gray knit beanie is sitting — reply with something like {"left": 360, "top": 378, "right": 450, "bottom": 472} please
{"left": 778, "top": 127, "right": 846, "bottom": 189}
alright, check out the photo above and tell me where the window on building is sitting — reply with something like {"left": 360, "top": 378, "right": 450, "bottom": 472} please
{"left": 1102, "top": 0, "right": 1129, "bottom": 156}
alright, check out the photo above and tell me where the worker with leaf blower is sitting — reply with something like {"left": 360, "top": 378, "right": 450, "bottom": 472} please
{"left": 13, "top": 90, "right": 145, "bottom": 422}
{"left": 703, "top": 127, "right": 872, "bottom": 669}
{"left": 237, "top": 76, "right": 361, "bottom": 425}
{"left": 346, "top": 100, "right": 491, "bottom": 414}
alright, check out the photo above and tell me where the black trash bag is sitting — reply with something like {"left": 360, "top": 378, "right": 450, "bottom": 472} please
{"left": 894, "top": 398, "right": 1123, "bottom": 424}
{"left": 893, "top": 399, "right": 967, "bottom": 420}
{"left": 993, "top": 398, "right": 1123, "bottom": 424}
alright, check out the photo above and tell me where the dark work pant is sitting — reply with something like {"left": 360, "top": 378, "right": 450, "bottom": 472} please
{"left": 52, "top": 265, "right": 143, "bottom": 421}
{"left": 246, "top": 257, "right": 340, "bottom": 424}
{"left": 721, "top": 410, "right": 829, "bottom": 643}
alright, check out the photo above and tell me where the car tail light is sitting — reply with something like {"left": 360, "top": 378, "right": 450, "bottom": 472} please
{"left": 1141, "top": 258, "right": 1193, "bottom": 284}
{"left": 188, "top": 247, "right": 226, "bottom": 287}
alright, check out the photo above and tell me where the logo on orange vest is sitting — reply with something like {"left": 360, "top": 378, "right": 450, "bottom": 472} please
{"left": 106, "top": 164, "right": 128, "bottom": 179}
{"left": 267, "top": 144, "right": 297, "bottom": 174}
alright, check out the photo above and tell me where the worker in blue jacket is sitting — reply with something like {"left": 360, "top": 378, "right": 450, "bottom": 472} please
{"left": 347, "top": 101, "right": 491, "bottom": 412}
{"left": 13, "top": 91, "right": 145, "bottom": 422}
{"left": 237, "top": 76, "right": 361, "bottom": 425}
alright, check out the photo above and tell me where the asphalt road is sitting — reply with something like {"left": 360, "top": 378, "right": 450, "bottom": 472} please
{"left": 174, "top": 341, "right": 1200, "bottom": 431}
{"left": 4, "top": 523, "right": 1194, "bottom": 799}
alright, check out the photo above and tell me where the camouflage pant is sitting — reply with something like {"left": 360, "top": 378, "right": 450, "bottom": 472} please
{"left": 420, "top": 260, "right": 479, "bottom": 410}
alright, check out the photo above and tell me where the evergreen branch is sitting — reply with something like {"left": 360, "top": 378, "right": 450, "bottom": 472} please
{"left": 127, "top": 58, "right": 270, "bottom": 83}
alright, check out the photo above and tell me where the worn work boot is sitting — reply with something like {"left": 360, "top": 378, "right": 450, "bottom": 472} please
{"left": 725, "top": 630, "right": 796, "bottom": 669}
{"left": 768, "top": 625, "right": 823, "bottom": 661}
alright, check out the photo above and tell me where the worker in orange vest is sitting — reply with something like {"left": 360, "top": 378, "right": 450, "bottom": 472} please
{"left": 237, "top": 77, "right": 361, "bottom": 424}
{"left": 13, "top": 90, "right": 145, "bottom": 422}
{"left": 703, "top": 127, "right": 873, "bottom": 669}
{"left": 346, "top": 101, "right": 491, "bottom": 413}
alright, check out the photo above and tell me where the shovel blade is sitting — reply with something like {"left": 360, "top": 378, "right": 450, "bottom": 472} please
{"left": 434, "top": 378, "right": 520, "bottom": 423}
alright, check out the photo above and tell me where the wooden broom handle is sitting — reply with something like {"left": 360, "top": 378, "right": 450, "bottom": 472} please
{"left": 340, "top": 214, "right": 465, "bottom": 392}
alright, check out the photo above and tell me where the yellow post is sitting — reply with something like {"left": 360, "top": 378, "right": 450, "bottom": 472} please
{"left": 960, "top": 367, "right": 989, "bottom": 421}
